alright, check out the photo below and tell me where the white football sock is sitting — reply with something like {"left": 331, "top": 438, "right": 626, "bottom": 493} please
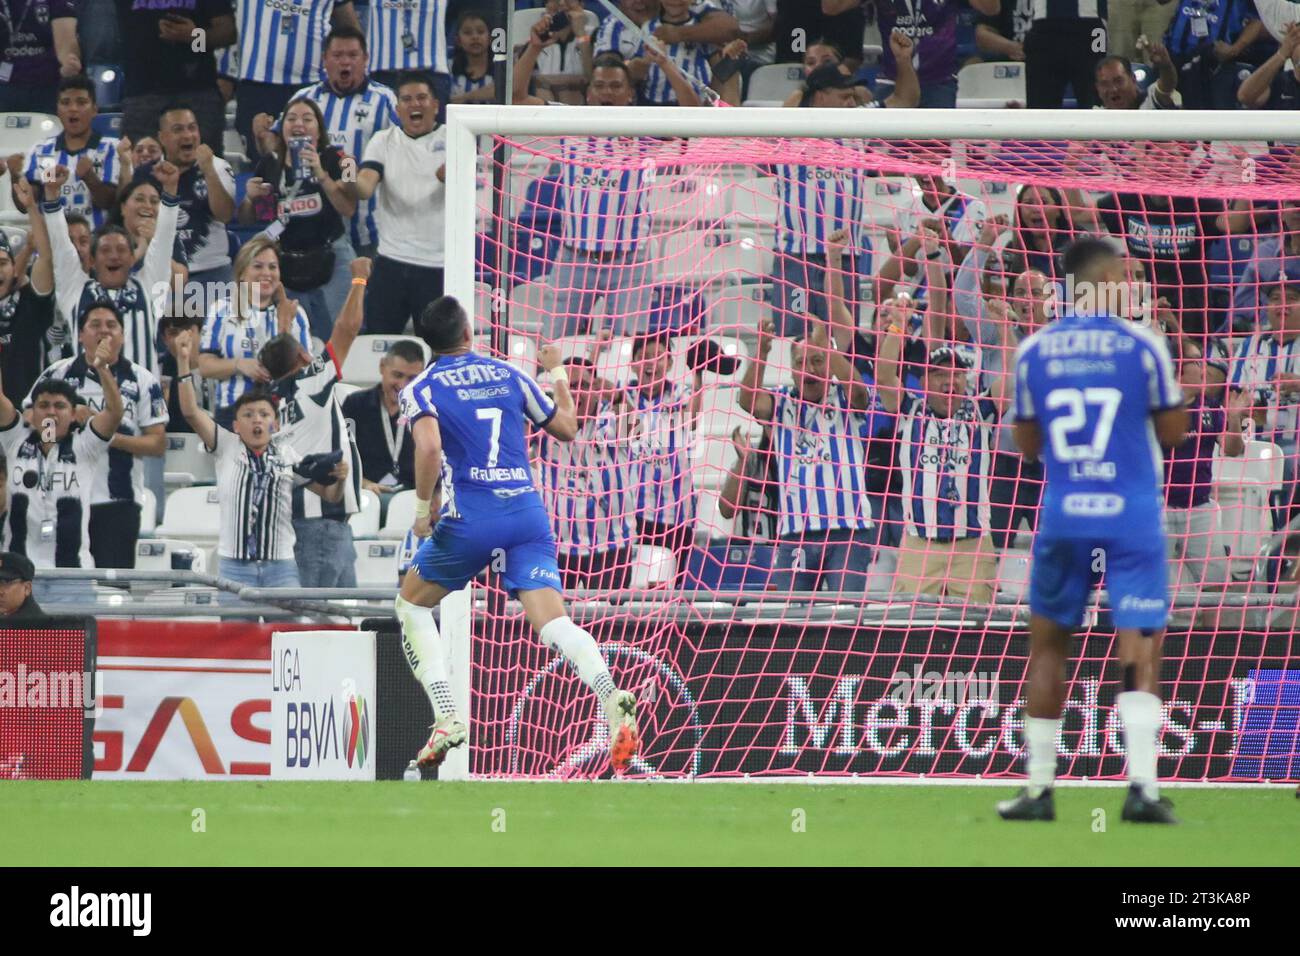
{"left": 1117, "top": 690, "right": 1162, "bottom": 800}
{"left": 1025, "top": 717, "right": 1060, "bottom": 798}
{"left": 539, "top": 616, "right": 616, "bottom": 703}
{"left": 395, "top": 596, "right": 458, "bottom": 721}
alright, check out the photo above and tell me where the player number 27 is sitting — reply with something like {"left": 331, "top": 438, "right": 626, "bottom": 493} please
{"left": 476, "top": 407, "right": 502, "bottom": 468}
{"left": 1045, "top": 387, "right": 1121, "bottom": 462}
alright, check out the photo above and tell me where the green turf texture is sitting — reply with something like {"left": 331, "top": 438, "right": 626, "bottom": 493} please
{"left": 1, "top": 782, "right": 1295, "bottom": 866}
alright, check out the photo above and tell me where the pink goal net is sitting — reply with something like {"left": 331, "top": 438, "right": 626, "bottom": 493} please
{"left": 461, "top": 132, "right": 1300, "bottom": 782}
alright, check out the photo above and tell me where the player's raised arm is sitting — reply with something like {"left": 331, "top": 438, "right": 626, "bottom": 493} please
{"left": 537, "top": 344, "right": 578, "bottom": 441}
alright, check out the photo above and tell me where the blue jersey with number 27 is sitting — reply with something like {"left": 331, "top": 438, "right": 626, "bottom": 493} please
{"left": 400, "top": 353, "right": 556, "bottom": 519}
{"left": 1014, "top": 313, "right": 1183, "bottom": 539}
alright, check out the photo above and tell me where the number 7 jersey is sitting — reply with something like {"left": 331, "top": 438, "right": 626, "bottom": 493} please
{"left": 1013, "top": 313, "right": 1183, "bottom": 539}
{"left": 400, "top": 352, "right": 557, "bottom": 519}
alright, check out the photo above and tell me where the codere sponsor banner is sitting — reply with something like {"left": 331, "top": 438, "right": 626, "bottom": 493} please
{"left": 272, "top": 631, "right": 376, "bottom": 780}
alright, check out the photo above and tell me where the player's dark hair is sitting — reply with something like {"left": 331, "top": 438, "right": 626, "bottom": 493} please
{"left": 90, "top": 224, "right": 136, "bottom": 258}
{"left": 1061, "top": 236, "right": 1118, "bottom": 285}
{"left": 258, "top": 333, "right": 307, "bottom": 381}
{"left": 57, "top": 74, "right": 96, "bottom": 103}
{"left": 631, "top": 330, "right": 670, "bottom": 358}
{"left": 325, "top": 24, "right": 368, "bottom": 52}
{"left": 234, "top": 388, "right": 277, "bottom": 416}
{"left": 395, "top": 71, "right": 438, "bottom": 99}
{"left": 418, "top": 296, "right": 469, "bottom": 353}
{"left": 79, "top": 298, "right": 124, "bottom": 331}
{"left": 31, "top": 378, "right": 82, "bottom": 407}
{"left": 383, "top": 339, "right": 427, "bottom": 365}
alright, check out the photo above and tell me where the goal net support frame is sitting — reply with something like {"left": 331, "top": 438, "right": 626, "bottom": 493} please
{"left": 436, "top": 106, "right": 1300, "bottom": 783}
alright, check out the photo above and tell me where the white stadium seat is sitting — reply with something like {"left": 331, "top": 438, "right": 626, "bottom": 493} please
{"left": 1214, "top": 440, "right": 1285, "bottom": 577}
{"left": 727, "top": 177, "right": 779, "bottom": 235}
{"left": 866, "top": 176, "right": 924, "bottom": 228}
{"left": 334, "top": 382, "right": 363, "bottom": 405}
{"left": 996, "top": 549, "right": 1032, "bottom": 603}
{"left": 956, "top": 61, "right": 1027, "bottom": 109}
{"left": 744, "top": 63, "right": 803, "bottom": 106}
{"left": 646, "top": 174, "right": 726, "bottom": 228}
{"left": 139, "top": 488, "right": 157, "bottom": 536}
{"left": 506, "top": 334, "right": 538, "bottom": 377}
{"left": 157, "top": 486, "right": 222, "bottom": 541}
{"left": 382, "top": 489, "right": 418, "bottom": 540}
{"left": 164, "top": 432, "right": 216, "bottom": 486}
{"left": 354, "top": 538, "right": 400, "bottom": 588}
{"left": 0, "top": 112, "right": 61, "bottom": 157}
{"left": 706, "top": 293, "right": 771, "bottom": 332}
{"left": 659, "top": 231, "right": 771, "bottom": 285}
{"left": 135, "top": 538, "right": 208, "bottom": 574}
{"left": 350, "top": 488, "right": 382, "bottom": 538}
{"left": 341, "top": 335, "right": 431, "bottom": 387}
{"left": 508, "top": 280, "right": 556, "bottom": 338}
{"left": 629, "top": 545, "right": 676, "bottom": 589}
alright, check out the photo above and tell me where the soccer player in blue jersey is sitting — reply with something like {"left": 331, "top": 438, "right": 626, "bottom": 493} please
{"left": 998, "top": 238, "right": 1189, "bottom": 824}
{"left": 394, "top": 296, "right": 640, "bottom": 771}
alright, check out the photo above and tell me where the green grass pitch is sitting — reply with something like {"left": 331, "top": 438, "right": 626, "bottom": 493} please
{"left": 1, "top": 782, "right": 1295, "bottom": 866}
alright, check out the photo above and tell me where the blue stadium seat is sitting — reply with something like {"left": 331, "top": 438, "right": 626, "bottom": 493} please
{"left": 88, "top": 64, "right": 124, "bottom": 111}
{"left": 681, "top": 544, "right": 774, "bottom": 592}
{"left": 92, "top": 113, "right": 122, "bottom": 138}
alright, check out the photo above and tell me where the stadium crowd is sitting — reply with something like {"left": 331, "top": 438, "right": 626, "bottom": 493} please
{"left": 0, "top": 0, "right": 1298, "bottom": 605}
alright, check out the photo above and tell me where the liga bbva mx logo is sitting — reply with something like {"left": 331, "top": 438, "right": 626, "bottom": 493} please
{"left": 507, "top": 644, "right": 703, "bottom": 778}
{"left": 342, "top": 691, "right": 370, "bottom": 770}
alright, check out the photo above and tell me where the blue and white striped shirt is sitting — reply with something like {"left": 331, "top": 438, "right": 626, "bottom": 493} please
{"left": 291, "top": 79, "right": 399, "bottom": 247}
{"left": 451, "top": 71, "right": 493, "bottom": 100}
{"left": 635, "top": 13, "right": 715, "bottom": 105}
{"left": 200, "top": 297, "right": 312, "bottom": 408}
{"left": 537, "top": 401, "right": 637, "bottom": 557}
{"left": 770, "top": 384, "right": 873, "bottom": 537}
{"left": 628, "top": 380, "right": 695, "bottom": 528}
{"left": 772, "top": 153, "right": 868, "bottom": 255}
{"left": 593, "top": 15, "right": 643, "bottom": 59}
{"left": 24, "top": 133, "right": 120, "bottom": 230}
{"left": 559, "top": 138, "right": 652, "bottom": 254}
{"left": 1229, "top": 331, "right": 1300, "bottom": 447}
{"left": 367, "top": 0, "right": 449, "bottom": 74}
{"left": 897, "top": 394, "right": 996, "bottom": 542}
{"left": 237, "top": 0, "right": 340, "bottom": 86}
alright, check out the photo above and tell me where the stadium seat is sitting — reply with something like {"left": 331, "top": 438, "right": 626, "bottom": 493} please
{"left": 744, "top": 63, "right": 803, "bottom": 106}
{"left": 659, "top": 231, "right": 771, "bottom": 286}
{"left": 956, "top": 62, "right": 1027, "bottom": 109}
{"left": 350, "top": 488, "right": 382, "bottom": 538}
{"left": 695, "top": 384, "right": 753, "bottom": 438}
{"left": 164, "top": 432, "right": 216, "bottom": 486}
{"left": 1214, "top": 440, "right": 1285, "bottom": 577}
{"left": 139, "top": 488, "right": 157, "bottom": 536}
{"left": 341, "top": 335, "right": 431, "bottom": 386}
{"left": 693, "top": 487, "right": 735, "bottom": 541}
{"left": 866, "top": 176, "right": 924, "bottom": 227}
{"left": 382, "top": 490, "right": 417, "bottom": 540}
{"left": 681, "top": 543, "right": 774, "bottom": 590}
{"left": 135, "top": 538, "right": 209, "bottom": 574}
{"left": 354, "top": 538, "right": 400, "bottom": 588}
{"left": 996, "top": 548, "right": 1032, "bottom": 603}
{"left": 506, "top": 334, "right": 539, "bottom": 376}
{"left": 91, "top": 113, "right": 122, "bottom": 138}
{"left": 706, "top": 292, "right": 771, "bottom": 332}
{"left": 507, "top": 280, "right": 556, "bottom": 338}
{"left": 727, "top": 177, "right": 779, "bottom": 235}
{"left": 0, "top": 112, "right": 61, "bottom": 158}
{"left": 157, "top": 486, "right": 222, "bottom": 541}
{"left": 646, "top": 174, "right": 726, "bottom": 229}
{"left": 335, "top": 382, "right": 363, "bottom": 405}
{"left": 629, "top": 545, "right": 676, "bottom": 589}
{"left": 88, "top": 64, "right": 124, "bottom": 110}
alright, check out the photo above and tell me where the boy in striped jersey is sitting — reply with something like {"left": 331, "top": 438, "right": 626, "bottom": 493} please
{"left": 25, "top": 302, "right": 169, "bottom": 570}
{"left": 535, "top": 356, "right": 638, "bottom": 590}
{"left": 43, "top": 161, "right": 182, "bottom": 376}
{"left": 13, "top": 76, "right": 120, "bottom": 230}
{"left": 633, "top": 0, "right": 740, "bottom": 105}
{"left": 173, "top": 333, "right": 349, "bottom": 588}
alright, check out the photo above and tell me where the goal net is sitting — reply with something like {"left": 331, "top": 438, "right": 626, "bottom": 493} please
{"left": 439, "top": 107, "right": 1300, "bottom": 784}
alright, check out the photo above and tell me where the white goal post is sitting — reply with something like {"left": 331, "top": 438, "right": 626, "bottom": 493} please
{"left": 435, "top": 105, "right": 1300, "bottom": 782}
